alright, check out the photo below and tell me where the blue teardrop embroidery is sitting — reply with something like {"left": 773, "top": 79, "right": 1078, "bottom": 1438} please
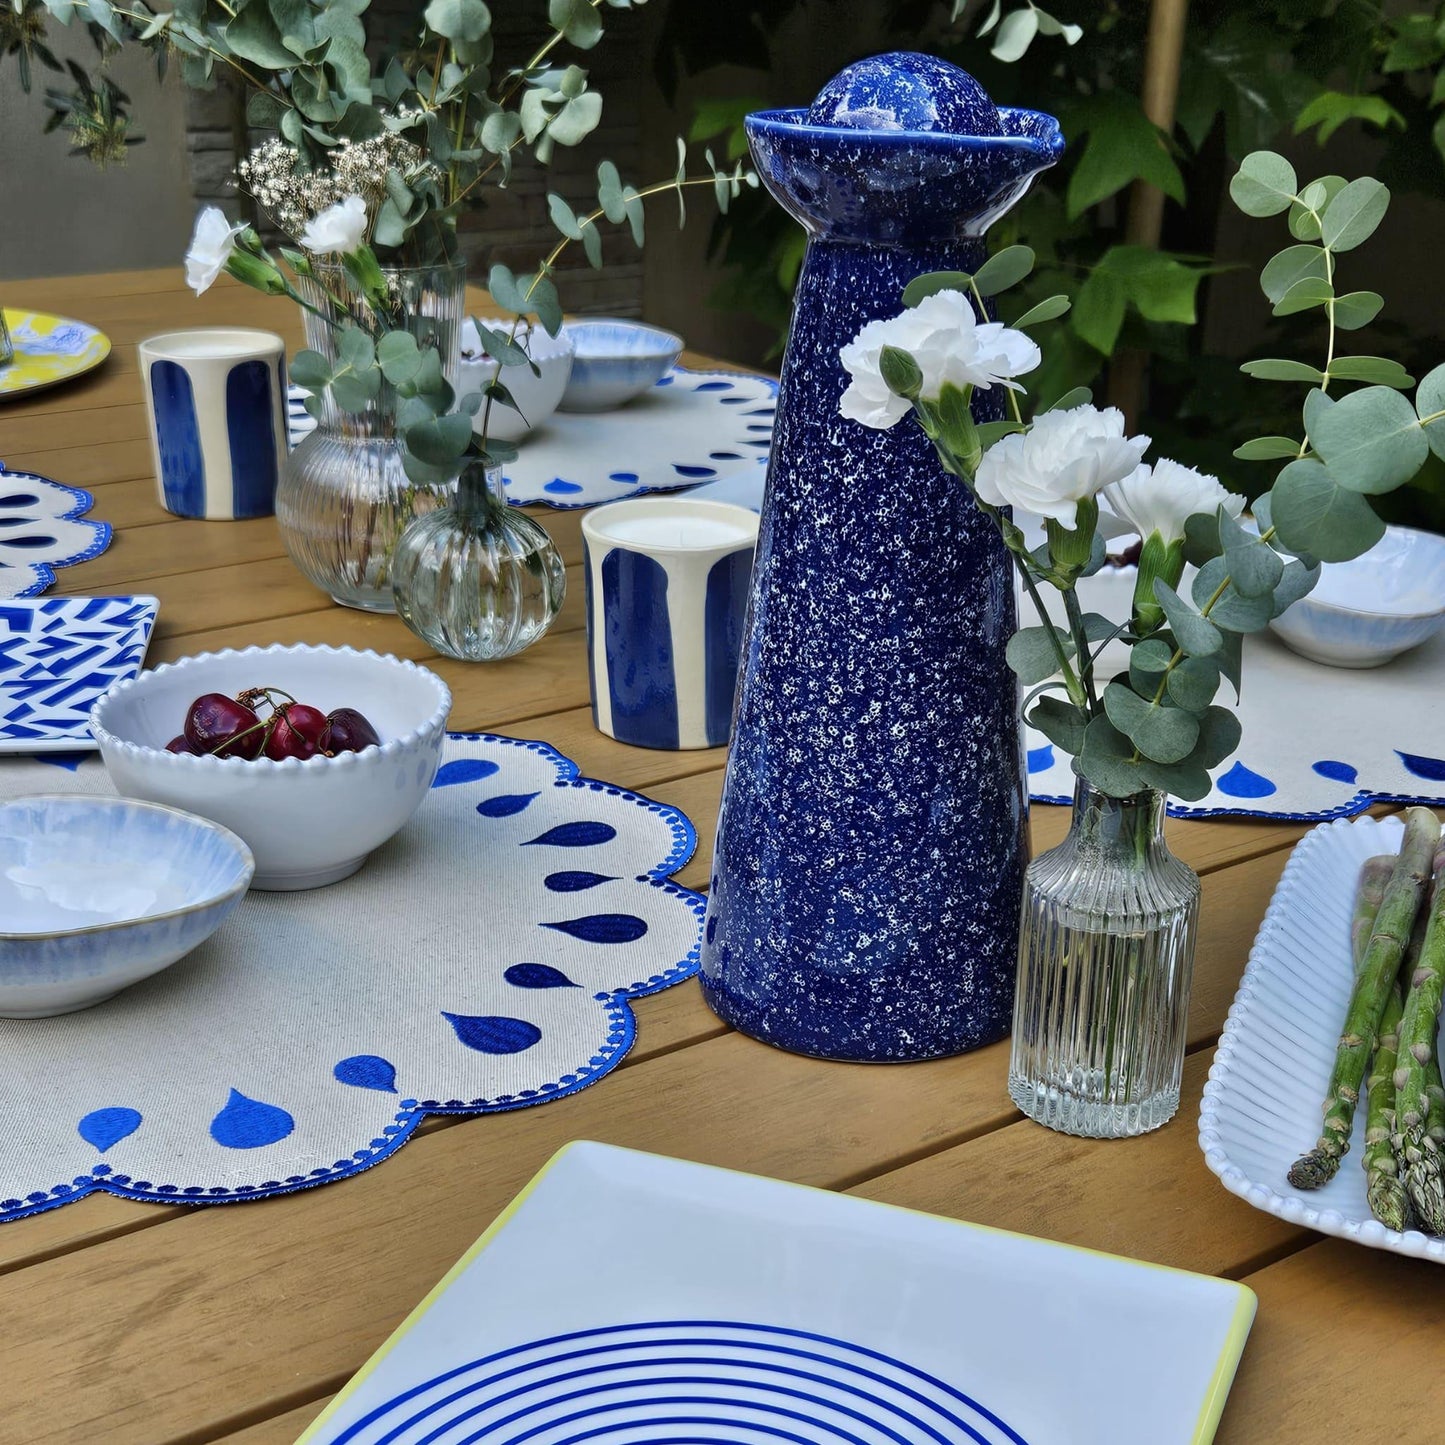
{"left": 432, "top": 759, "right": 500, "bottom": 788}
{"left": 523, "top": 821, "right": 618, "bottom": 848}
{"left": 1026, "top": 744, "right": 1054, "bottom": 774}
{"left": 1312, "top": 759, "right": 1359, "bottom": 784}
{"left": 78, "top": 1107, "right": 142, "bottom": 1153}
{"left": 209, "top": 1090, "right": 295, "bottom": 1149}
{"left": 475, "top": 791, "right": 539, "bottom": 818}
{"left": 443, "top": 1012, "right": 542, "bottom": 1054}
{"left": 1216, "top": 762, "right": 1277, "bottom": 799}
{"left": 544, "top": 870, "right": 618, "bottom": 892}
{"left": 544, "top": 478, "right": 583, "bottom": 494}
{"left": 542, "top": 913, "right": 649, "bottom": 944}
{"left": 1397, "top": 750, "right": 1445, "bottom": 782}
{"left": 504, "top": 963, "right": 580, "bottom": 989}
{"left": 334, "top": 1055, "right": 398, "bottom": 1093}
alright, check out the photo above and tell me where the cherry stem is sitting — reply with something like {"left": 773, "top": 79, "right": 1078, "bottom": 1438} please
{"left": 206, "top": 714, "right": 275, "bottom": 757}
{"left": 235, "top": 685, "right": 298, "bottom": 716}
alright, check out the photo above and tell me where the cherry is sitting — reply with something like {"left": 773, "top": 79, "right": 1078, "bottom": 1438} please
{"left": 263, "top": 709, "right": 319, "bottom": 761}
{"left": 185, "top": 693, "right": 264, "bottom": 759}
{"left": 282, "top": 703, "right": 328, "bottom": 747}
{"left": 321, "top": 706, "right": 380, "bottom": 755}
{"left": 165, "top": 734, "right": 199, "bottom": 755}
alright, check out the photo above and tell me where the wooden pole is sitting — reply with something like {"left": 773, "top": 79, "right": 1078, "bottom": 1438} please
{"left": 1106, "top": 0, "right": 1191, "bottom": 427}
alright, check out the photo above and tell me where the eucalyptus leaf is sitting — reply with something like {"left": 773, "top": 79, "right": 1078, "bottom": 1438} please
{"left": 1230, "top": 152, "right": 1298, "bottom": 217}
{"left": 901, "top": 271, "right": 974, "bottom": 308}
{"left": 1215, "top": 629, "right": 1243, "bottom": 701}
{"left": 1270, "top": 457, "right": 1386, "bottom": 562}
{"left": 1240, "top": 359, "right": 1326, "bottom": 384}
{"left": 596, "top": 159, "right": 626, "bottom": 222}
{"left": 1233, "top": 436, "right": 1301, "bottom": 461}
{"left": 1081, "top": 611, "right": 1123, "bottom": 643}
{"left": 971, "top": 245, "right": 1034, "bottom": 297}
{"left": 1192, "top": 555, "right": 1275, "bottom": 630}
{"left": 424, "top": 0, "right": 491, "bottom": 42}
{"left": 546, "top": 191, "right": 582, "bottom": 239}
{"left": 1195, "top": 706, "right": 1243, "bottom": 769}
{"left": 1103, "top": 682, "right": 1200, "bottom": 765}
{"left": 548, "top": 0, "right": 602, "bottom": 47}
{"left": 1259, "top": 244, "right": 1328, "bottom": 306}
{"left": 1417, "top": 363, "right": 1445, "bottom": 460}
{"left": 376, "top": 330, "right": 423, "bottom": 384}
{"left": 405, "top": 411, "right": 474, "bottom": 465}
{"left": 487, "top": 263, "right": 527, "bottom": 313}
{"left": 1027, "top": 695, "right": 1088, "bottom": 755}
{"left": 1321, "top": 176, "right": 1389, "bottom": 252}
{"left": 1331, "top": 291, "right": 1384, "bottom": 331}
{"left": 1271, "top": 276, "right": 1333, "bottom": 317}
{"left": 1327, "top": 356, "right": 1414, "bottom": 389}
{"left": 288, "top": 350, "right": 332, "bottom": 388}
{"left": 1078, "top": 716, "right": 1149, "bottom": 799}
{"left": 1218, "top": 511, "right": 1284, "bottom": 599}
{"left": 580, "top": 218, "right": 602, "bottom": 268}
{"left": 1166, "top": 655, "right": 1221, "bottom": 711}
{"left": 1011, "top": 294, "right": 1070, "bottom": 328}
{"left": 1136, "top": 754, "right": 1213, "bottom": 802}
{"left": 1006, "top": 625, "right": 1075, "bottom": 685}
{"left": 1271, "top": 558, "right": 1322, "bottom": 618}
{"left": 1181, "top": 511, "right": 1223, "bottom": 569}
{"left": 329, "top": 368, "right": 380, "bottom": 412}
{"left": 336, "top": 326, "right": 376, "bottom": 372}
{"left": 1308, "top": 385, "right": 1427, "bottom": 492}
{"left": 1129, "top": 637, "right": 1173, "bottom": 696}
{"left": 1153, "top": 581, "right": 1222, "bottom": 656}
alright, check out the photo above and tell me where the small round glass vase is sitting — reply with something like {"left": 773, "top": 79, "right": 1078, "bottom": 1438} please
{"left": 1007, "top": 779, "right": 1201, "bottom": 1138}
{"left": 389, "top": 461, "right": 567, "bottom": 661}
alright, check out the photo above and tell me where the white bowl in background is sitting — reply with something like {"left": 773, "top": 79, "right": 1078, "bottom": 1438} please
{"left": 459, "top": 321, "right": 575, "bottom": 443}
{"left": 557, "top": 319, "right": 684, "bottom": 412}
{"left": 91, "top": 644, "right": 450, "bottom": 891}
{"left": 0, "top": 794, "right": 253, "bottom": 1016}
{"left": 1268, "top": 524, "right": 1445, "bottom": 668}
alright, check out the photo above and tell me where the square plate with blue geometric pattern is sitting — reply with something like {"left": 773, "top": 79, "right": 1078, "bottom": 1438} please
{"left": 0, "top": 595, "right": 158, "bottom": 753}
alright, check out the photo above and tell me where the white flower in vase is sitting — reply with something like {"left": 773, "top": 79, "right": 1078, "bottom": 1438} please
{"left": 1099, "top": 458, "right": 1246, "bottom": 544}
{"left": 839, "top": 289, "right": 1040, "bottom": 429}
{"left": 974, "top": 403, "right": 1150, "bottom": 528}
{"left": 184, "top": 207, "right": 247, "bottom": 296}
{"left": 299, "top": 194, "right": 370, "bottom": 255}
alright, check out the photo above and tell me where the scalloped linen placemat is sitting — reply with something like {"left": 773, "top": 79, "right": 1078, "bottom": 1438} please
{"left": 0, "top": 734, "right": 703, "bottom": 1222}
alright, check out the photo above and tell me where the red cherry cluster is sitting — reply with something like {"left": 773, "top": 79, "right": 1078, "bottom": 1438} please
{"left": 165, "top": 687, "right": 381, "bottom": 761}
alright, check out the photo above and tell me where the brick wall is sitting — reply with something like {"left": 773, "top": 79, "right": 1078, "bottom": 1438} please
{"left": 183, "top": 3, "right": 648, "bottom": 318}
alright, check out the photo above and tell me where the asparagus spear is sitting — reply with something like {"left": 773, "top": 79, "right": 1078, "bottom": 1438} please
{"left": 1364, "top": 986, "right": 1408, "bottom": 1229}
{"left": 1289, "top": 808, "right": 1441, "bottom": 1190}
{"left": 1394, "top": 850, "right": 1445, "bottom": 1234}
{"left": 1353, "top": 856, "right": 1396, "bottom": 969}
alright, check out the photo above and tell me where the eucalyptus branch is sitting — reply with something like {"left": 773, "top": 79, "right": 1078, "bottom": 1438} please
{"left": 493, "top": 0, "right": 603, "bottom": 110}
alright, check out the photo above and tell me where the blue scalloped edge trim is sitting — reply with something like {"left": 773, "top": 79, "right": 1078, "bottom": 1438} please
{"left": 504, "top": 369, "right": 780, "bottom": 512}
{"left": 1030, "top": 784, "right": 1445, "bottom": 822}
{"left": 0, "top": 732, "right": 705, "bottom": 1223}
{"left": 0, "top": 463, "right": 112, "bottom": 599}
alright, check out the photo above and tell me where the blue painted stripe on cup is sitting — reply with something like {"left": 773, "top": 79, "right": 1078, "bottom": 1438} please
{"left": 225, "top": 359, "right": 279, "bottom": 518}
{"left": 704, "top": 546, "right": 753, "bottom": 747}
{"left": 582, "top": 538, "right": 600, "bottom": 732}
{"left": 149, "top": 360, "right": 205, "bottom": 517}
{"left": 601, "top": 547, "right": 678, "bottom": 749}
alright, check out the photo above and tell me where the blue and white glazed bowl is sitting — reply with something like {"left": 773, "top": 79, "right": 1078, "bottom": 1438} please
{"left": 91, "top": 644, "right": 450, "bottom": 891}
{"left": 459, "top": 320, "right": 574, "bottom": 442}
{"left": 558, "top": 320, "right": 684, "bottom": 412}
{"left": 1268, "top": 525, "right": 1445, "bottom": 668}
{"left": 0, "top": 795, "right": 253, "bottom": 1017}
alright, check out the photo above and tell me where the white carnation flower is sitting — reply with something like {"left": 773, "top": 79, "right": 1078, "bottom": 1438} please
{"left": 974, "top": 404, "right": 1151, "bottom": 527}
{"left": 1099, "top": 458, "right": 1246, "bottom": 545}
{"left": 299, "top": 194, "right": 369, "bottom": 255}
{"left": 184, "top": 207, "right": 246, "bottom": 296}
{"left": 838, "top": 290, "right": 1040, "bottom": 430}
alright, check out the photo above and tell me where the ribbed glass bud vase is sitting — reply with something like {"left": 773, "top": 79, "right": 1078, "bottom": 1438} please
{"left": 277, "top": 260, "right": 467, "bottom": 613}
{"left": 1007, "top": 779, "right": 1200, "bottom": 1138}
{"left": 389, "top": 460, "right": 566, "bottom": 661}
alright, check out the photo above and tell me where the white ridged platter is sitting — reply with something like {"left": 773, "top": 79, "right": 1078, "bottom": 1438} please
{"left": 1199, "top": 813, "right": 1445, "bottom": 1262}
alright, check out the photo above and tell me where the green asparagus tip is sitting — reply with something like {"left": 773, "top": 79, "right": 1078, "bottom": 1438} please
{"left": 1288, "top": 1150, "right": 1340, "bottom": 1191}
{"left": 1403, "top": 1125, "right": 1445, "bottom": 1234}
{"left": 1366, "top": 1177, "right": 1409, "bottom": 1233}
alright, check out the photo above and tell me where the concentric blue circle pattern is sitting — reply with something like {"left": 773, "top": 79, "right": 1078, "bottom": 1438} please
{"left": 324, "top": 1321, "right": 1027, "bottom": 1445}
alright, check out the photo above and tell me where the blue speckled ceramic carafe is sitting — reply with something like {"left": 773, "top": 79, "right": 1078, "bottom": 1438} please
{"left": 699, "top": 53, "right": 1064, "bottom": 1062}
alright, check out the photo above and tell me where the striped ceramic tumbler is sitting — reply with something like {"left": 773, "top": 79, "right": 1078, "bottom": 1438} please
{"left": 583, "top": 498, "right": 759, "bottom": 750}
{"left": 140, "top": 328, "right": 287, "bottom": 520}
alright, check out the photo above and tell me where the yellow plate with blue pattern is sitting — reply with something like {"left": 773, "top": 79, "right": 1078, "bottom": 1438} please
{"left": 0, "top": 309, "right": 111, "bottom": 398}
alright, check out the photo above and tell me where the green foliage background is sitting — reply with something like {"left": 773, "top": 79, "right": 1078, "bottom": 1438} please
{"left": 656, "top": 0, "right": 1445, "bottom": 533}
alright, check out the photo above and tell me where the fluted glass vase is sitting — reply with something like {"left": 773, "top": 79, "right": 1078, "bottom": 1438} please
{"left": 389, "top": 460, "right": 566, "bottom": 661}
{"left": 277, "top": 260, "right": 467, "bottom": 613}
{"left": 1007, "top": 780, "right": 1201, "bottom": 1138}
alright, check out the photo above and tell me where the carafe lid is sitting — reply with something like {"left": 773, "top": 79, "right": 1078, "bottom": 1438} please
{"left": 806, "top": 52, "right": 1004, "bottom": 137}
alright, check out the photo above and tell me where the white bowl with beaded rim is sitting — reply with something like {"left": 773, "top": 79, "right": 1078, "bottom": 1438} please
{"left": 90, "top": 644, "right": 450, "bottom": 891}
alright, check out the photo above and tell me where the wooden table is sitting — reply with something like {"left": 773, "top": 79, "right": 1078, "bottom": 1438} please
{"left": 1, "top": 268, "right": 1440, "bottom": 1445}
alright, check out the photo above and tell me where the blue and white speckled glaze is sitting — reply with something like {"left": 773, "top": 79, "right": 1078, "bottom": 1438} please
{"left": 699, "top": 53, "right": 1064, "bottom": 1061}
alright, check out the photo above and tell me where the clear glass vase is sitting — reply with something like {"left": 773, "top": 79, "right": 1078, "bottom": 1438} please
{"left": 276, "top": 260, "right": 468, "bottom": 613}
{"left": 1007, "top": 779, "right": 1200, "bottom": 1138}
{"left": 389, "top": 461, "right": 566, "bottom": 661}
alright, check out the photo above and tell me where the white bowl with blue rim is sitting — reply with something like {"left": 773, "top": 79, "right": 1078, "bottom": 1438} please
{"left": 557, "top": 319, "right": 684, "bottom": 412}
{"left": 0, "top": 794, "right": 253, "bottom": 1017}
{"left": 458, "top": 320, "right": 574, "bottom": 442}
{"left": 90, "top": 643, "right": 450, "bottom": 891}
{"left": 1268, "top": 524, "right": 1445, "bottom": 669}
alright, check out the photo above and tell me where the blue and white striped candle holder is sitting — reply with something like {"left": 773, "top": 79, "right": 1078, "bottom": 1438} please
{"left": 140, "top": 328, "right": 287, "bottom": 520}
{"left": 583, "top": 498, "right": 759, "bottom": 750}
